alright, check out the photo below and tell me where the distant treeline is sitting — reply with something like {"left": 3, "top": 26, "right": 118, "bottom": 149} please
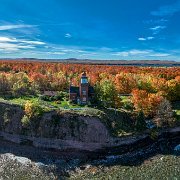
{"left": 0, "top": 58, "right": 180, "bottom": 67}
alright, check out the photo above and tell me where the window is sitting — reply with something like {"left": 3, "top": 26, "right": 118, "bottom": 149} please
{"left": 81, "top": 78, "right": 88, "bottom": 84}
{"left": 83, "top": 97, "right": 86, "bottom": 102}
{"left": 82, "top": 90, "right": 86, "bottom": 95}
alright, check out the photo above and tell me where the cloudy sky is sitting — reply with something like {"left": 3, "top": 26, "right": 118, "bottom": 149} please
{"left": 0, "top": 0, "right": 180, "bottom": 60}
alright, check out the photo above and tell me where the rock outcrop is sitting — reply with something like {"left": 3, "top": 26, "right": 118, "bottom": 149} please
{"left": 0, "top": 102, "right": 111, "bottom": 151}
{"left": 1, "top": 102, "right": 179, "bottom": 152}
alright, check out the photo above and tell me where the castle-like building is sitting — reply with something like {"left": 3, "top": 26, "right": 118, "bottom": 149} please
{"left": 69, "top": 72, "right": 94, "bottom": 105}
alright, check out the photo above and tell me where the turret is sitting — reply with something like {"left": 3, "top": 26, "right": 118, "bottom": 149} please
{"left": 80, "top": 72, "right": 88, "bottom": 84}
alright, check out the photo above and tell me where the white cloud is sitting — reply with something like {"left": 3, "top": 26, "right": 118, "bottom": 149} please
{"left": 0, "top": 36, "right": 45, "bottom": 45}
{"left": 150, "top": 26, "right": 166, "bottom": 31}
{"left": 52, "top": 46, "right": 88, "bottom": 54}
{"left": 0, "top": 42, "right": 35, "bottom": 51}
{"left": 147, "top": 36, "right": 154, "bottom": 40}
{"left": 151, "top": 1, "right": 180, "bottom": 16}
{"left": 129, "top": 50, "right": 151, "bottom": 55}
{"left": 138, "top": 37, "right": 154, "bottom": 41}
{"left": 61, "top": 49, "right": 86, "bottom": 53}
{"left": 113, "top": 50, "right": 150, "bottom": 56}
{"left": 0, "top": 24, "right": 37, "bottom": 31}
{"left": 0, "top": 37, "right": 17, "bottom": 42}
{"left": 138, "top": 37, "right": 146, "bottom": 41}
{"left": 0, "top": 36, "right": 45, "bottom": 52}
{"left": 0, "top": 36, "right": 45, "bottom": 44}
{"left": 65, "top": 33, "right": 72, "bottom": 38}
{"left": 150, "top": 25, "right": 166, "bottom": 34}
{"left": 144, "top": 19, "right": 168, "bottom": 24}
{"left": 47, "top": 52, "right": 66, "bottom": 55}
{"left": 113, "top": 49, "right": 170, "bottom": 57}
{"left": 113, "top": 52, "right": 129, "bottom": 56}
{"left": 20, "top": 40, "right": 45, "bottom": 45}
{"left": 148, "top": 53, "right": 170, "bottom": 57}
{"left": 99, "top": 47, "right": 113, "bottom": 51}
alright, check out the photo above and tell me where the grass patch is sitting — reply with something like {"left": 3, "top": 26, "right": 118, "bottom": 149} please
{"left": 70, "top": 155, "right": 180, "bottom": 180}
{"left": 0, "top": 96, "right": 82, "bottom": 109}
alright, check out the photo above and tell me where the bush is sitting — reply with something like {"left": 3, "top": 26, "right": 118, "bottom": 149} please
{"left": 24, "top": 100, "right": 44, "bottom": 119}
{"left": 121, "top": 96, "right": 133, "bottom": 110}
{"left": 39, "top": 95, "right": 50, "bottom": 101}
{"left": 39, "top": 91, "right": 68, "bottom": 102}
{"left": 21, "top": 115, "right": 30, "bottom": 126}
{"left": 135, "top": 111, "right": 147, "bottom": 131}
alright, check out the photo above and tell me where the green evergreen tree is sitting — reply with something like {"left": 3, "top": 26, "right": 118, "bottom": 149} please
{"left": 135, "top": 110, "right": 147, "bottom": 131}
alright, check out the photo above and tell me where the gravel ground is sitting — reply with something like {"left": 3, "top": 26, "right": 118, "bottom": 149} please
{"left": 0, "top": 153, "right": 56, "bottom": 180}
{"left": 0, "top": 139, "right": 89, "bottom": 180}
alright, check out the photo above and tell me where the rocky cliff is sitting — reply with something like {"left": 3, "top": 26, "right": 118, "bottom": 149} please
{"left": 0, "top": 102, "right": 110, "bottom": 142}
{"left": 0, "top": 102, "right": 180, "bottom": 152}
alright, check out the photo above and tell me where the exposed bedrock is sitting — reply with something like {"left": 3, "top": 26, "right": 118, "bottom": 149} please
{"left": 0, "top": 102, "right": 179, "bottom": 152}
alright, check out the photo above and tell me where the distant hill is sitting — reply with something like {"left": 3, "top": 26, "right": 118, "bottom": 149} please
{"left": 0, "top": 58, "right": 180, "bottom": 66}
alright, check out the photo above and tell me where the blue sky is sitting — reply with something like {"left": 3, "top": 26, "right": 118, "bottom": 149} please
{"left": 0, "top": 0, "right": 180, "bottom": 61}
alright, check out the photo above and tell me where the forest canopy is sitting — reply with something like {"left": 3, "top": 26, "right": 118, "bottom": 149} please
{"left": 0, "top": 61, "right": 179, "bottom": 118}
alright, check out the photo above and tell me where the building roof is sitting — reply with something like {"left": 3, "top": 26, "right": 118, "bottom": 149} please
{"left": 70, "top": 85, "right": 94, "bottom": 95}
{"left": 43, "top": 91, "right": 59, "bottom": 96}
{"left": 70, "top": 86, "right": 79, "bottom": 95}
{"left": 81, "top": 71, "right": 87, "bottom": 77}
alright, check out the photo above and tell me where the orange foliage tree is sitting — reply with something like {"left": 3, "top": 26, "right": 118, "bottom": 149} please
{"left": 132, "top": 89, "right": 164, "bottom": 117}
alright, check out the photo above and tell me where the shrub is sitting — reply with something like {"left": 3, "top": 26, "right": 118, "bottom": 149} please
{"left": 39, "top": 95, "right": 51, "bottom": 101}
{"left": 21, "top": 115, "right": 30, "bottom": 126}
{"left": 3, "top": 108, "right": 11, "bottom": 124}
{"left": 121, "top": 96, "right": 133, "bottom": 110}
{"left": 39, "top": 91, "right": 68, "bottom": 102}
{"left": 24, "top": 100, "right": 44, "bottom": 119}
{"left": 135, "top": 110, "right": 147, "bottom": 131}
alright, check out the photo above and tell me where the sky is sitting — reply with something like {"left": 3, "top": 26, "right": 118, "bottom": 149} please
{"left": 0, "top": 0, "right": 180, "bottom": 61}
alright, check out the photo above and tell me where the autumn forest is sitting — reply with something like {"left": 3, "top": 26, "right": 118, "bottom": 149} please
{"left": 0, "top": 61, "right": 179, "bottom": 123}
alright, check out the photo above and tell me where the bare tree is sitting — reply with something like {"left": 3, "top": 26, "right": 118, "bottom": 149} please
{"left": 153, "top": 99, "right": 175, "bottom": 128}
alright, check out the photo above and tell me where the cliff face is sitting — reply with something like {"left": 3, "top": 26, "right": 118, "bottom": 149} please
{"left": 39, "top": 113, "right": 110, "bottom": 143}
{"left": 0, "top": 102, "right": 110, "bottom": 144}
{"left": 0, "top": 102, "right": 180, "bottom": 152}
{"left": 0, "top": 102, "right": 24, "bottom": 134}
